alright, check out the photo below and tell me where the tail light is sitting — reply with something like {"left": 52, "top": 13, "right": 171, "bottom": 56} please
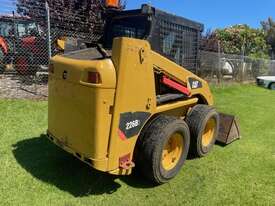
{"left": 87, "top": 71, "right": 101, "bottom": 84}
{"left": 48, "top": 63, "right": 54, "bottom": 74}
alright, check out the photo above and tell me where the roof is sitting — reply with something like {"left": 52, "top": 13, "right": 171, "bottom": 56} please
{"left": 0, "top": 14, "right": 31, "bottom": 21}
{"left": 148, "top": 4, "right": 204, "bottom": 32}
{"left": 110, "top": 4, "right": 204, "bottom": 32}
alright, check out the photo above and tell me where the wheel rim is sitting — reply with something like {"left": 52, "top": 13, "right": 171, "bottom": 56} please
{"left": 202, "top": 118, "right": 216, "bottom": 147}
{"left": 16, "top": 57, "right": 28, "bottom": 75}
{"left": 270, "top": 83, "right": 275, "bottom": 90}
{"left": 162, "top": 133, "right": 184, "bottom": 171}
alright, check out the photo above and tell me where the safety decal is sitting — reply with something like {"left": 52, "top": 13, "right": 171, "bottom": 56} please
{"left": 118, "top": 112, "right": 151, "bottom": 140}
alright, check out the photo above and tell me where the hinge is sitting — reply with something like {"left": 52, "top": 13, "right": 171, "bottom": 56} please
{"left": 139, "top": 48, "right": 145, "bottom": 64}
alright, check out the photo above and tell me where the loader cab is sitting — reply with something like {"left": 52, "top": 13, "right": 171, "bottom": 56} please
{"left": 103, "top": 9, "right": 152, "bottom": 49}
{"left": 0, "top": 17, "right": 41, "bottom": 41}
{"left": 104, "top": 4, "right": 204, "bottom": 73}
{"left": 0, "top": 16, "right": 43, "bottom": 73}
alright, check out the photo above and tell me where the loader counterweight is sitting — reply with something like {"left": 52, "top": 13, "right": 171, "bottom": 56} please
{"left": 48, "top": 57, "right": 116, "bottom": 171}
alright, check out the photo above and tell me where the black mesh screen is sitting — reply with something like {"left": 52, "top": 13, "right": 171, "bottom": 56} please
{"left": 156, "top": 18, "right": 200, "bottom": 72}
{"left": 104, "top": 5, "right": 202, "bottom": 72}
{"left": 104, "top": 15, "right": 150, "bottom": 48}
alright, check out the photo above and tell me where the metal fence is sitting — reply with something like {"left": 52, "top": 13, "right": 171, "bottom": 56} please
{"left": 199, "top": 51, "right": 275, "bottom": 85}
{"left": 0, "top": 1, "right": 103, "bottom": 99}
{"left": 1, "top": 1, "right": 275, "bottom": 100}
{"left": 0, "top": 1, "right": 47, "bottom": 99}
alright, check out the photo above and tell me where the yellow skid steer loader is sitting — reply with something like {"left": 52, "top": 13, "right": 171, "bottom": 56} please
{"left": 47, "top": 4, "right": 240, "bottom": 184}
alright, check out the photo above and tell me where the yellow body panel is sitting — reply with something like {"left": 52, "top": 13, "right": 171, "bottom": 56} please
{"left": 47, "top": 37, "right": 214, "bottom": 175}
{"left": 151, "top": 51, "right": 213, "bottom": 106}
{"left": 48, "top": 58, "right": 116, "bottom": 171}
{"left": 57, "top": 38, "right": 66, "bottom": 51}
{"left": 107, "top": 38, "right": 156, "bottom": 172}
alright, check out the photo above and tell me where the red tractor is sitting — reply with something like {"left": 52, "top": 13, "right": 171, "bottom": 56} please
{"left": 0, "top": 35, "right": 8, "bottom": 73}
{"left": 0, "top": 15, "right": 46, "bottom": 75}
{"left": 0, "top": 16, "right": 13, "bottom": 74}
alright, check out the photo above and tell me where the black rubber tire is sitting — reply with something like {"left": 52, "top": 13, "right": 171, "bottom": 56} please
{"left": 14, "top": 51, "right": 36, "bottom": 76}
{"left": 186, "top": 104, "right": 219, "bottom": 157}
{"left": 269, "top": 82, "right": 275, "bottom": 90}
{"left": 135, "top": 115, "right": 190, "bottom": 184}
{"left": 0, "top": 49, "right": 4, "bottom": 74}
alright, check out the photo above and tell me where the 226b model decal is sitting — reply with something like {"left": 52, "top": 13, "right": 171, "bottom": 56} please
{"left": 118, "top": 112, "right": 151, "bottom": 140}
{"left": 126, "top": 120, "right": 141, "bottom": 130}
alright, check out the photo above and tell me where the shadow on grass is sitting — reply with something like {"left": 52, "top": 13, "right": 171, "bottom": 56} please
{"left": 12, "top": 135, "right": 154, "bottom": 197}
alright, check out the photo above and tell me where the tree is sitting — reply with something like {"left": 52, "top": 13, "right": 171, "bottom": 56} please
{"left": 200, "top": 29, "right": 220, "bottom": 52}
{"left": 16, "top": 0, "right": 124, "bottom": 42}
{"left": 200, "top": 25, "right": 271, "bottom": 80}
{"left": 261, "top": 17, "right": 275, "bottom": 59}
{"left": 201, "top": 25, "right": 270, "bottom": 59}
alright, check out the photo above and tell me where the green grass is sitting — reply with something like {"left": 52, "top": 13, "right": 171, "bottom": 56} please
{"left": 0, "top": 85, "right": 275, "bottom": 206}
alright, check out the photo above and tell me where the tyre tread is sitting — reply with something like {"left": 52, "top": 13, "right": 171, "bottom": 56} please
{"left": 186, "top": 104, "right": 219, "bottom": 157}
{"left": 137, "top": 115, "right": 190, "bottom": 184}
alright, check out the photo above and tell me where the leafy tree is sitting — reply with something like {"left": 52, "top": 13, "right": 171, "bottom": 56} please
{"left": 200, "top": 29, "right": 220, "bottom": 52}
{"left": 16, "top": 0, "right": 124, "bottom": 42}
{"left": 261, "top": 17, "right": 275, "bottom": 59}
{"left": 201, "top": 25, "right": 270, "bottom": 59}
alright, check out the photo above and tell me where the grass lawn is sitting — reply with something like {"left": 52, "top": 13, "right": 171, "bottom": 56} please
{"left": 0, "top": 85, "right": 275, "bottom": 206}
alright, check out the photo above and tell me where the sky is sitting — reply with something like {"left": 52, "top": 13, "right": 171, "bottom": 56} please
{"left": 0, "top": 0, "right": 16, "bottom": 14}
{"left": 0, "top": 0, "right": 275, "bottom": 30}
{"left": 126, "top": 0, "right": 275, "bottom": 30}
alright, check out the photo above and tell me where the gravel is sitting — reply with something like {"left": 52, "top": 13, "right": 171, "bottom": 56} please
{"left": 0, "top": 74, "right": 48, "bottom": 100}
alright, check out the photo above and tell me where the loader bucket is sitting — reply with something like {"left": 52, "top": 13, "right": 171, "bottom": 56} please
{"left": 217, "top": 113, "right": 241, "bottom": 145}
